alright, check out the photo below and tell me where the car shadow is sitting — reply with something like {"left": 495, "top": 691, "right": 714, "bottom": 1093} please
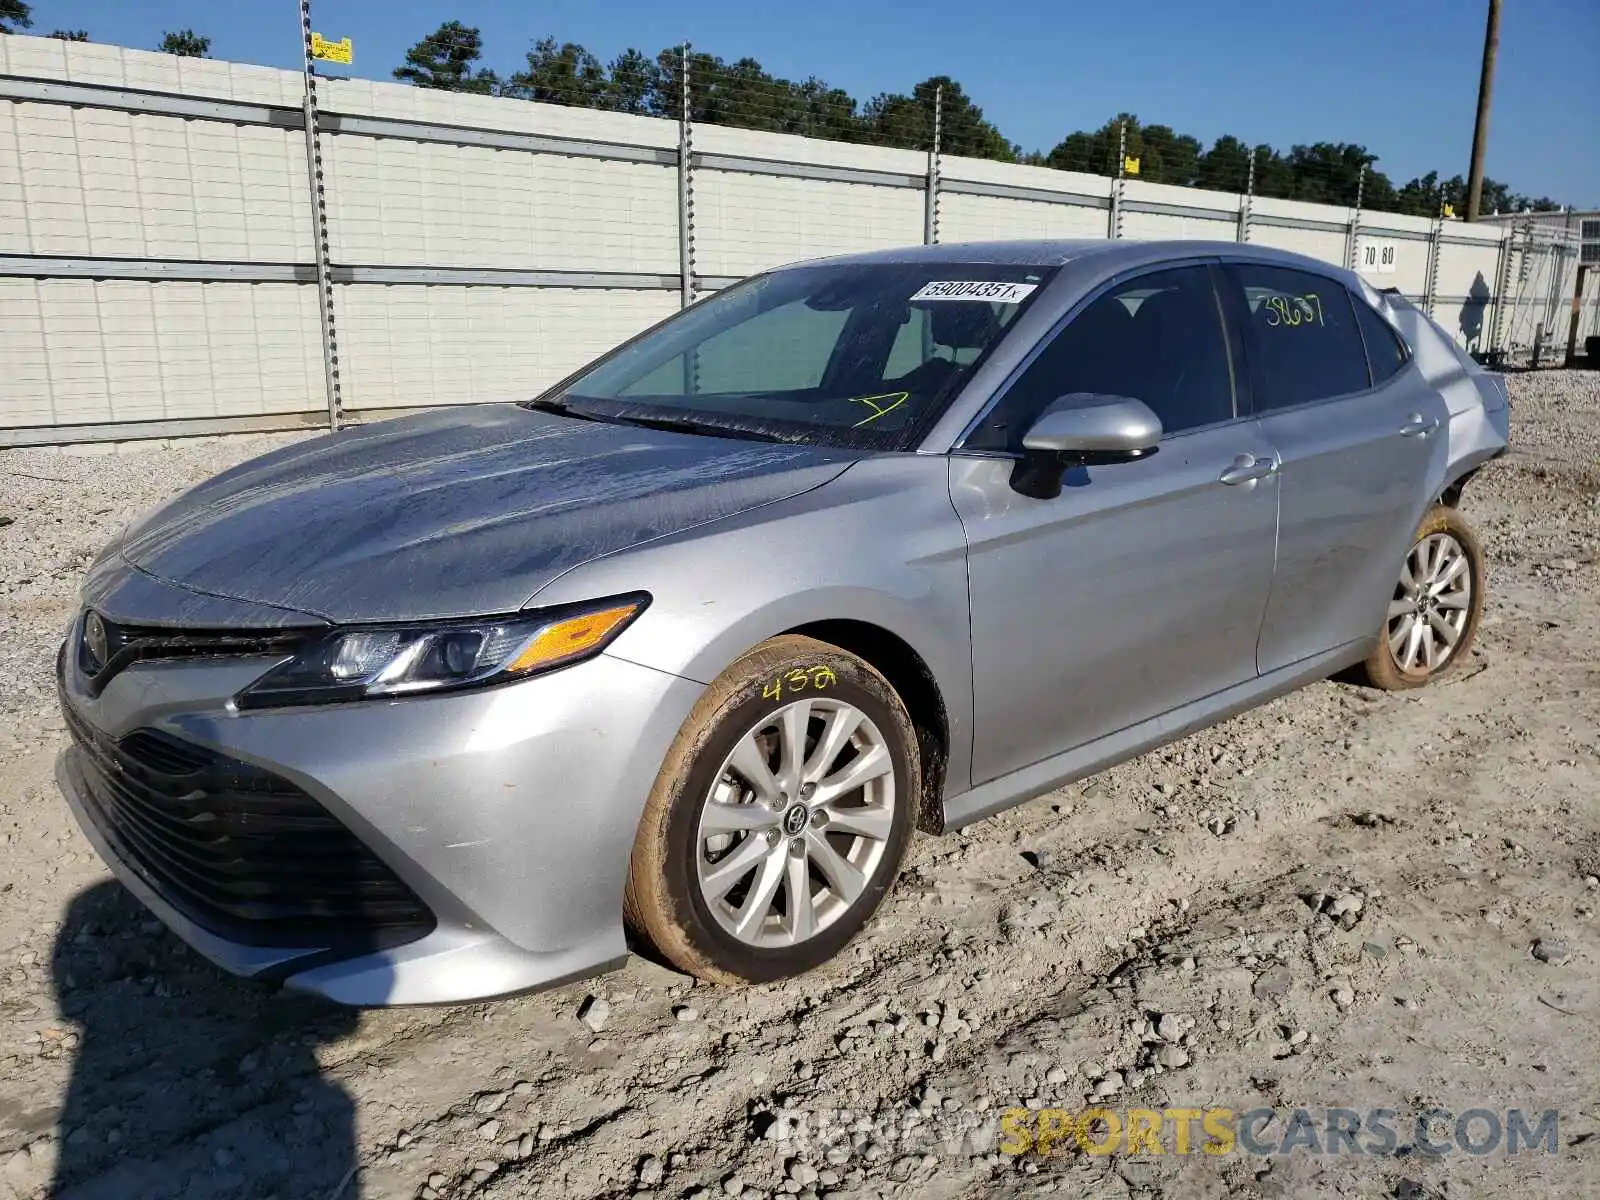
{"left": 46, "top": 881, "right": 361, "bottom": 1199}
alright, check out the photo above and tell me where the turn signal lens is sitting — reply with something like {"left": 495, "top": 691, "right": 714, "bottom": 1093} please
{"left": 508, "top": 603, "right": 642, "bottom": 673}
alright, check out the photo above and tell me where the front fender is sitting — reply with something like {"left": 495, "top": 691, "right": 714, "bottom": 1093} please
{"left": 530, "top": 456, "right": 977, "bottom": 794}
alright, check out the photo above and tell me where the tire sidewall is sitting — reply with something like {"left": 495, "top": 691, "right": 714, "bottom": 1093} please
{"left": 650, "top": 642, "right": 917, "bottom": 983}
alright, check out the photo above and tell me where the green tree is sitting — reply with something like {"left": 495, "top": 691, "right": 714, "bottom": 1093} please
{"left": 49, "top": 29, "right": 88, "bottom": 41}
{"left": 157, "top": 29, "right": 210, "bottom": 57}
{"left": 393, "top": 21, "right": 500, "bottom": 94}
{"left": 702, "top": 55, "right": 794, "bottom": 131}
{"left": 1043, "top": 114, "right": 1131, "bottom": 176}
{"left": 791, "top": 77, "right": 862, "bottom": 143}
{"left": 0, "top": 0, "right": 30, "bottom": 34}
{"left": 864, "top": 76, "right": 1010, "bottom": 159}
{"left": 504, "top": 38, "right": 607, "bottom": 105}
{"left": 1134, "top": 123, "right": 1201, "bottom": 185}
{"left": 602, "top": 48, "right": 659, "bottom": 114}
{"left": 1394, "top": 170, "right": 1442, "bottom": 217}
{"left": 1250, "top": 144, "right": 1296, "bottom": 199}
{"left": 1282, "top": 142, "right": 1383, "bottom": 206}
{"left": 1196, "top": 134, "right": 1252, "bottom": 193}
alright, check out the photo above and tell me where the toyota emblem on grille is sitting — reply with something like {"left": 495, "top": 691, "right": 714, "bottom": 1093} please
{"left": 83, "top": 611, "right": 109, "bottom": 673}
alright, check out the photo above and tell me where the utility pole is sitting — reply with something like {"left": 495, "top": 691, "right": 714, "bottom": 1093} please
{"left": 1465, "top": 0, "right": 1502, "bottom": 222}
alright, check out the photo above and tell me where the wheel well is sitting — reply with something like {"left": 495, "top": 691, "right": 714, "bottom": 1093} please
{"left": 785, "top": 619, "right": 949, "bottom": 835}
{"left": 1439, "top": 466, "right": 1479, "bottom": 507}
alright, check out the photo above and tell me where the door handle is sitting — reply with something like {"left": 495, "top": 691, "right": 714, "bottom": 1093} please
{"left": 1219, "top": 454, "right": 1278, "bottom": 486}
{"left": 1400, "top": 413, "right": 1440, "bottom": 438}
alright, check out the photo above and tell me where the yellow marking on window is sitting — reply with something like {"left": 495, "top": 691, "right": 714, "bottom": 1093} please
{"left": 848, "top": 391, "right": 910, "bottom": 427}
{"left": 1263, "top": 292, "right": 1326, "bottom": 329}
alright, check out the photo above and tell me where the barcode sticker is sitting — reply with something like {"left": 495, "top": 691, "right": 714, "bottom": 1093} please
{"left": 910, "top": 281, "right": 1038, "bottom": 303}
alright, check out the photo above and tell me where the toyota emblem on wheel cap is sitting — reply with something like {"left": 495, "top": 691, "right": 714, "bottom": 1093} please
{"left": 782, "top": 804, "right": 809, "bottom": 836}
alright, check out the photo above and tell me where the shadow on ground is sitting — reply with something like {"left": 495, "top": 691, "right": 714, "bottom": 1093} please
{"left": 47, "top": 882, "right": 360, "bottom": 1200}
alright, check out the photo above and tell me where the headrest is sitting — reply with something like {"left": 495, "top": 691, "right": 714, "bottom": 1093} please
{"left": 1131, "top": 287, "right": 1191, "bottom": 331}
{"left": 928, "top": 301, "right": 1001, "bottom": 351}
{"left": 1070, "top": 296, "right": 1135, "bottom": 344}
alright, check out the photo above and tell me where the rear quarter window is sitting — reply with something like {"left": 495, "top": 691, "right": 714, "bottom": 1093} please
{"left": 1350, "top": 291, "right": 1410, "bottom": 384}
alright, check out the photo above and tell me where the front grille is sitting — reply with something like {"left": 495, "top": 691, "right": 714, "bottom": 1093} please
{"left": 76, "top": 614, "right": 319, "bottom": 696}
{"left": 63, "top": 704, "right": 434, "bottom": 950}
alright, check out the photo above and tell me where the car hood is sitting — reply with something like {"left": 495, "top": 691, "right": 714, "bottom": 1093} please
{"left": 117, "top": 404, "right": 857, "bottom": 622}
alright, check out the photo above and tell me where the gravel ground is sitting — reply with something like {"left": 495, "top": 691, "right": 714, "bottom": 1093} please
{"left": 1, "top": 373, "right": 1597, "bottom": 1200}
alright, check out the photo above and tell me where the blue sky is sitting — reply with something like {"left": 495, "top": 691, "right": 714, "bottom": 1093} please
{"left": 26, "top": 0, "right": 1600, "bottom": 206}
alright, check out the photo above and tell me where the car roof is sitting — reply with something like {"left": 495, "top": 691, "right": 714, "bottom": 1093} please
{"left": 779, "top": 238, "right": 1353, "bottom": 276}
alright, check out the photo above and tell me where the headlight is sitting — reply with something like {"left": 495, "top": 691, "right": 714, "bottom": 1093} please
{"left": 236, "top": 593, "right": 649, "bottom": 709}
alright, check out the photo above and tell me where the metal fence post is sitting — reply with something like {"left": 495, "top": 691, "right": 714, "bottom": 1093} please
{"left": 299, "top": 0, "right": 342, "bottom": 430}
{"left": 1108, "top": 121, "right": 1126, "bottom": 240}
{"left": 1487, "top": 222, "right": 1515, "bottom": 359}
{"left": 1423, "top": 196, "right": 1445, "bottom": 317}
{"left": 923, "top": 84, "right": 942, "bottom": 245}
{"left": 677, "top": 43, "right": 696, "bottom": 310}
{"left": 1346, "top": 163, "right": 1366, "bottom": 270}
{"left": 1236, "top": 149, "right": 1255, "bottom": 243}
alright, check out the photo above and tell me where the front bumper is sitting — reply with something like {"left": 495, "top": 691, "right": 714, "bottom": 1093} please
{"left": 55, "top": 613, "right": 703, "bottom": 1006}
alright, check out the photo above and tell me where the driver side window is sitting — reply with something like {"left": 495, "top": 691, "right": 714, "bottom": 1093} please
{"left": 964, "top": 265, "right": 1236, "bottom": 452}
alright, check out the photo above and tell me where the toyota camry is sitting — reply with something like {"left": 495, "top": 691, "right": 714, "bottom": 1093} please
{"left": 55, "top": 239, "right": 1509, "bottom": 1005}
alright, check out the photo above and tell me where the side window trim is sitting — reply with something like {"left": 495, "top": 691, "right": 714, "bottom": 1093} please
{"left": 953, "top": 256, "right": 1237, "bottom": 453}
{"left": 1348, "top": 291, "right": 1380, "bottom": 390}
{"left": 1208, "top": 261, "right": 1255, "bottom": 419}
{"left": 1221, "top": 259, "right": 1380, "bottom": 415}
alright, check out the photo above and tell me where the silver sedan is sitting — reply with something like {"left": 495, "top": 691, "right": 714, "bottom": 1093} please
{"left": 55, "top": 240, "right": 1508, "bottom": 1004}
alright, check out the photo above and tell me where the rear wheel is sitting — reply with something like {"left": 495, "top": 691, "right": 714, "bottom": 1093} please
{"left": 1356, "top": 503, "right": 1485, "bottom": 689}
{"left": 624, "top": 635, "right": 918, "bottom": 984}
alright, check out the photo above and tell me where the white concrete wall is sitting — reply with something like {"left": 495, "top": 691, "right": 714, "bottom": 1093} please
{"left": 692, "top": 171, "right": 924, "bottom": 276}
{"left": 0, "top": 34, "right": 1518, "bottom": 441}
{"left": 1, "top": 103, "right": 311, "bottom": 260}
{"left": 321, "top": 137, "right": 679, "bottom": 273}
{"left": 336, "top": 286, "right": 677, "bottom": 412}
{"left": 0, "top": 277, "right": 324, "bottom": 427}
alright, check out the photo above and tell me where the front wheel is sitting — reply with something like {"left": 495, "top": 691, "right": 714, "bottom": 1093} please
{"left": 624, "top": 635, "right": 918, "bottom": 984}
{"left": 1356, "top": 503, "right": 1486, "bottom": 690}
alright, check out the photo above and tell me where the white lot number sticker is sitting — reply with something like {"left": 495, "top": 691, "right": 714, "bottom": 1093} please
{"left": 910, "top": 280, "right": 1038, "bottom": 303}
{"left": 1360, "top": 241, "right": 1398, "bottom": 275}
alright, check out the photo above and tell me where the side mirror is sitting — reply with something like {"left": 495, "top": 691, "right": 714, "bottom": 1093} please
{"left": 1011, "top": 394, "right": 1162, "bottom": 499}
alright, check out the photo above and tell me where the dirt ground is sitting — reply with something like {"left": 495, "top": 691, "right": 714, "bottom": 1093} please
{"left": 1, "top": 371, "right": 1597, "bottom": 1200}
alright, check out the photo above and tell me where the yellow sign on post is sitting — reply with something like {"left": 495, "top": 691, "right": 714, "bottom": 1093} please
{"left": 310, "top": 33, "right": 353, "bottom": 65}
{"left": 1123, "top": 156, "right": 1141, "bottom": 176}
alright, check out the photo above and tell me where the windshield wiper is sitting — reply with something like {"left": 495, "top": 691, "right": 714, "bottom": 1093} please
{"left": 525, "top": 397, "right": 788, "bottom": 443}
{"left": 522, "top": 397, "right": 604, "bottom": 423}
{"left": 601, "top": 413, "right": 788, "bottom": 443}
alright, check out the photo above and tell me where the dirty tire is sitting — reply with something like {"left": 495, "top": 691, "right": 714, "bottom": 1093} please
{"left": 624, "top": 634, "right": 918, "bottom": 985}
{"left": 1356, "top": 503, "right": 1487, "bottom": 690}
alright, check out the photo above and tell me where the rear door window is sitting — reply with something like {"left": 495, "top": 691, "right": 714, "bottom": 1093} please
{"left": 1231, "top": 265, "right": 1371, "bottom": 410}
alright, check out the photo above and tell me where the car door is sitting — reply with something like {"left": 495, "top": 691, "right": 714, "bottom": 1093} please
{"left": 1222, "top": 262, "right": 1451, "bottom": 675}
{"left": 951, "top": 263, "right": 1280, "bottom": 786}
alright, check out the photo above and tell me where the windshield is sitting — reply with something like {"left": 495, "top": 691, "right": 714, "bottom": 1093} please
{"left": 533, "top": 261, "right": 1056, "bottom": 450}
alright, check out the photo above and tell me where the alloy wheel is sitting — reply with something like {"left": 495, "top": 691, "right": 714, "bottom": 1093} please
{"left": 695, "top": 698, "right": 897, "bottom": 949}
{"left": 1386, "top": 531, "right": 1473, "bottom": 675}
